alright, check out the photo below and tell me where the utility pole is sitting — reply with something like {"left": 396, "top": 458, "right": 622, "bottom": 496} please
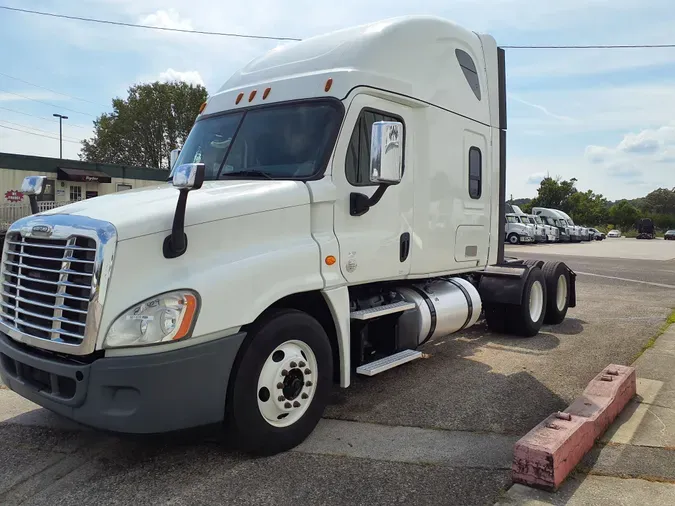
{"left": 52, "top": 113, "right": 68, "bottom": 158}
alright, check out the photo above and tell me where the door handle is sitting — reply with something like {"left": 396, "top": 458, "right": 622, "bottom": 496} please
{"left": 400, "top": 232, "right": 410, "bottom": 262}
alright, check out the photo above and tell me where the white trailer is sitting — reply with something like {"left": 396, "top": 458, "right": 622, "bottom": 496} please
{"left": 0, "top": 16, "right": 577, "bottom": 456}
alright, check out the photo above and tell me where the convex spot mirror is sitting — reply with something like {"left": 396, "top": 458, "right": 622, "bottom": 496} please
{"left": 369, "top": 121, "right": 403, "bottom": 185}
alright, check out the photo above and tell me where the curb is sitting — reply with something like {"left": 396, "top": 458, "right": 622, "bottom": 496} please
{"left": 512, "top": 364, "right": 636, "bottom": 491}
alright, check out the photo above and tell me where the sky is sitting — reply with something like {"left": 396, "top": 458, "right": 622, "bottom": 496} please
{"left": 0, "top": 0, "right": 674, "bottom": 201}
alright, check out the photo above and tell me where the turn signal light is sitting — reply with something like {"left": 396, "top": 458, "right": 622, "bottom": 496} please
{"left": 325, "top": 255, "right": 336, "bottom": 266}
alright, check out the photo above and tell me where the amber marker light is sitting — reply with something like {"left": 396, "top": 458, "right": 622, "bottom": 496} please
{"left": 173, "top": 293, "right": 198, "bottom": 341}
{"left": 236, "top": 92, "right": 244, "bottom": 104}
{"left": 263, "top": 87, "right": 271, "bottom": 99}
{"left": 249, "top": 90, "right": 257, "bottom": 102}
{"left": 325, "top": 78, "right": 333, "bottom": 92}
{"left": 325, "top": 255, "right": 337, "bottom": 266}
{"left": 198, "top": 102, "right": 207, "bottom": 114}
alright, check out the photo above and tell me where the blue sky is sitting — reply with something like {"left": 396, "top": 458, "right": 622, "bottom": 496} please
{"left": 1, "top": 0, "right": 674, "bottom": 200}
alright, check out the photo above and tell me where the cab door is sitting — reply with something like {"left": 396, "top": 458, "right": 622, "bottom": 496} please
{"left": 332, "top": 95, "right": 414, "bottom": 284}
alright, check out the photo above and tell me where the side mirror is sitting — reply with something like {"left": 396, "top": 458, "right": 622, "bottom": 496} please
{"left": 170, "top": 148, "right": 181, "bottom": 170}
{"left": 21, "top": 176, "right": 47, "bottom": 214}
{"left": 172, "top": 163, "right": 205, "bottom": 190}
{"left": 369, "top": 121, "right": 403, "bottom": 185}
{"left": 164, "top": 163, "right": 205, "bottom": 259}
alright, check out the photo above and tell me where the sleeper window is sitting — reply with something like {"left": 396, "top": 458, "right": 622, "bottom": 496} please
{"left": 468, "top": 147, "right": 482, "bottom": 199}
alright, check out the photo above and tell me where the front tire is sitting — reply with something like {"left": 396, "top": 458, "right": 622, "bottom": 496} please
{"left": 225, "top": 309, "right": 333, "bottom": 456}
{"left": 508, "top": 233, "right": 520, "bottom": 245}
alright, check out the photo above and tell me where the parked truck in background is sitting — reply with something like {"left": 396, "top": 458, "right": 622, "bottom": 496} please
{"left": 511, "top": 205, "right": 551, "bottom": 243}
{"left": 0, "top": 16, "right": 577, "bottom": 456}
{"left": 533, "top": 208, "right": 577, "bottom": 243}
{"left": 505, "top": 213, "right": 535, "bottom": 244}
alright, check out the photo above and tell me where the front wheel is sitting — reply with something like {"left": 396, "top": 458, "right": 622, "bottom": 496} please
{"left": 508, "top": 233, "right": 520, "bottom": 245}
{"left": 225, "top": 309, "right": 333, "bottom": 456}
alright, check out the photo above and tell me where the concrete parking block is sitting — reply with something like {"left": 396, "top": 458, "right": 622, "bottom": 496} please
{"left": 512, "top": 365, "right": 636, "bottom": 491}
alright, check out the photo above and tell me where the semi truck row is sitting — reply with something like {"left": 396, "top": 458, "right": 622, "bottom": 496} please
{"left": 0, "top": 15, "right": 579, "bottom": 456}
{"left": 505, "top": 204, "right": 605, "bottom": 244}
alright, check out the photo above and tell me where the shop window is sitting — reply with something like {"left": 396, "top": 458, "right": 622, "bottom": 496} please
{"left": 70, "top": 185, "right": 82, "bottom": 201}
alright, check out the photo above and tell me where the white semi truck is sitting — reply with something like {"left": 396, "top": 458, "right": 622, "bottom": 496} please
{"left": 0, "top": 16, "right": 577, "bottom": 456}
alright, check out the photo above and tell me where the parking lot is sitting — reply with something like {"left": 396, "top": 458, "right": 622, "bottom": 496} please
{"left": 2, "top": 239, "right": 675, "bottom": 506}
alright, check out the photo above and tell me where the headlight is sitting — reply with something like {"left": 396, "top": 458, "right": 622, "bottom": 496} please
{"left": 104, "top": 290, "right": 199, "bottom": 348}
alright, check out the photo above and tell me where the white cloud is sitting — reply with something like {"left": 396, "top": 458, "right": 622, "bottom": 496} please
{"left": 139, "top": 9, "right": 193, "bottom": 30}
{"left": 158, "top": 69, "right": 205, "bottom": 86}
{"left": 526, "top": 172, "right": 547, "bottom": 184}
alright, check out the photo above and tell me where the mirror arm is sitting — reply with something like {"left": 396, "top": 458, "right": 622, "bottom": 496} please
{"left": 350, "top": 184, "right": 389, "bottom": 217}
{"left": 28, "top": 195, "right": 39, "bottom": 215}
{"left": 163, "top": 189, "right": 189, "bottom": 258}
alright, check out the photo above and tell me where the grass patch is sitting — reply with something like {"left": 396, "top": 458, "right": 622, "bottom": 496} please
{"left": 632, "top": 309, "right": 675, "bottom": 362}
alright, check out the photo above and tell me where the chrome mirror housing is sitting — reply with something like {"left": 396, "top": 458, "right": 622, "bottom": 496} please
{"left": 172, "top": 163, "right": 205, "bottom": 190}
{"left": 369, "top": 121, "right": 403, "bottom": 185}
{"left": 170, "top": 148, "right": 181, "bottom": 170}
{"left": 21, "top": 175, "right": 47, "bottom": 196}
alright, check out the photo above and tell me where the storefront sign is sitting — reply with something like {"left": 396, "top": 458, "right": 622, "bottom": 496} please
{"left": 4, "top": 190, "right": 24, "bottom": 203}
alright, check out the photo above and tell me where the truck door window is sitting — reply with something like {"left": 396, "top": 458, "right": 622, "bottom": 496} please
{"left": 468, "top": 147, "right": 481, "bottom": 199}
{"left": 345, "top": 109, "right": 403, "bottom": 186}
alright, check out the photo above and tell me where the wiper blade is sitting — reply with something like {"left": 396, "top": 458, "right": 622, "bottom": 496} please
{"left": 223, "top": 170, "right": 273, "bottom": 180}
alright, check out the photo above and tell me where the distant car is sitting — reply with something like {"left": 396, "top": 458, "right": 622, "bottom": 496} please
{"left": 665, "top": 230, "right": 675, "bottom": 240}
{"left": 589, "top": 228, "right": 605, "bottom": 240}
{"left": 607, "top": 230, "right": 621, "bottom": 238}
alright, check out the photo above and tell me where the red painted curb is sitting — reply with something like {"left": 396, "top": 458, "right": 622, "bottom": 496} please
{"left": 512, "top": 364, "right": 636, "bottom": 491}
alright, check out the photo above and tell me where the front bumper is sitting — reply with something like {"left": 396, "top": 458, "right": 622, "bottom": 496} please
{"left": 0, "top": 332, "right": 246, "bottom": 434}
{"left": 520, "top": 235, "right": 534, "bottom": 243}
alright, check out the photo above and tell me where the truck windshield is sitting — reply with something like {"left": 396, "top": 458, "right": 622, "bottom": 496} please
{"left": 506, "top": 216, "right": 519, "bottom": 223}
{"left": 534, "top": 217, "right": 543, "bottom": 225}
{"left": 172, "top": 100, "right": 343, "bottom": 180}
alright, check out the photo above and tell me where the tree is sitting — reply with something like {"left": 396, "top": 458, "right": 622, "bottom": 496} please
{"left": 80, "top": 81, "right": 208, "bottom": 169}
{"left": 568, "top": 190, "right": 609, "bottom": 225}
{"left": 609, "top": 200, "right": 641, "bottom": 230}
{"left": 643, "top": 188, "right": 675, "bottom": 215}
{"left": 530, "top": 177, "right": 578, "bottom": 212}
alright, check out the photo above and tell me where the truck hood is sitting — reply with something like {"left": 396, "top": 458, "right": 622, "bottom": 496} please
{"left": 40, "top": 180, "right": 310, "bottom": 241}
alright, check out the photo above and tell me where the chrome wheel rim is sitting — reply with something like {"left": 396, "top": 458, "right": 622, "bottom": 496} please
{"left": 257, "top": 340, "right": 317, "bottom": 428}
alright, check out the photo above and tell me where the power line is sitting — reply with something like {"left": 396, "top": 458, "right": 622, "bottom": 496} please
{"left": 0, "top": 106, "right": 91, "bottom": 130}
{"left": 3, "top": 5, "right": 675, "bottom": 48}
{"left": 0, "top": 88, "right": 95, "bottom": 118}
{"left": 0, "top": 72, "right": 108, "bottom": 108}
{"left": 0, "top": 5, "right": 301, "bottom": 41}
{"left": 0, "top": 124, "right": 81, "bottom": 144}
{"left": 0, "top": 120, "right": 82, "bottom": 142}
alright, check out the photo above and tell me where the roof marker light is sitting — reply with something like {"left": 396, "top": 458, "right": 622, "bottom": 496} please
{"left": 236, "top": 92, "right": 244, "bottom": 104}
{"left": 263, "top": 87, "right": 271, "bottom": 100}
{"left": 198, "top": 102, "right": 207, "bottom": 114}
{"left": 249, "top": 90, "right": 257, "bottom": 102}
{"left": 325, "top": 78, "right": 333, "bottom": 92}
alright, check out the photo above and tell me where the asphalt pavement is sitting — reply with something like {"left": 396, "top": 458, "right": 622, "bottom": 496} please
{"left": 1, "top": 240, "right": 674, "bottom": 506}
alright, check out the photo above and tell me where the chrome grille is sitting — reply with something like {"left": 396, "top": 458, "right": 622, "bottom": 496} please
{"left": 0, "top": 232, "right": 97, "bottom": 345}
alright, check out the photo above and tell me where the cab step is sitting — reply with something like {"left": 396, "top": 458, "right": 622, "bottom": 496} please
{"left": 349, "top": 301, "right": 416, "bottom": 321}
{"left": 356, "top": 349, "right": 423, "bottom": 376}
